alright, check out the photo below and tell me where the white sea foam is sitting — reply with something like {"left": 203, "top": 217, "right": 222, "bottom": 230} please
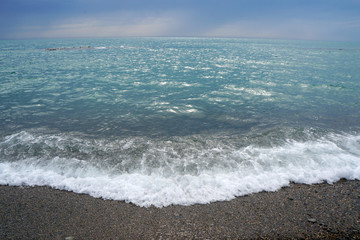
{"left": 0, "top": 131, "right": 359, "bottom": 207}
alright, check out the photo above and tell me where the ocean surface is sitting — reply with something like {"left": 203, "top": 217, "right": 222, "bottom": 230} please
{"left": 0, "top": 38, "right": 359, "bottom": 207}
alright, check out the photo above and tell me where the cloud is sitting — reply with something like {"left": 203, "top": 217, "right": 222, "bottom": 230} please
{"left": 10, "top": 11, "right": 189, "bottom": 39}
{"left": 202, "top": 18, "right": 359, "bottom": 41}
{"left": 203, "top": 19, "right": 322, "bottom": 40}
{"left": 4, "top": 3, "right": 360, "bottom": 41}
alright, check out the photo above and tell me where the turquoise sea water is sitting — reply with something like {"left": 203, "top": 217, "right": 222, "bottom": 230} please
{"left": 1, "top": 38, "right": 360, "bottom": 207}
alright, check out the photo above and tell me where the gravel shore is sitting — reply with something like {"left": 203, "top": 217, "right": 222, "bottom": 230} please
{"left": 1, "top": 179, "right": 359, "bottom": 239}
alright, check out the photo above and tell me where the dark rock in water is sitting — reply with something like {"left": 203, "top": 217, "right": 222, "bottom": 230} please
{"left": 45, "top": 46, "right": 92, "bottom": 51}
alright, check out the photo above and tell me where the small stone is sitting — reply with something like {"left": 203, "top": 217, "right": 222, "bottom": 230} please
{"left": 308, "top": 218, "right": 317, "bottom": 223}
{"left": 65, "top": 237, "right": 74, "bottom": 240}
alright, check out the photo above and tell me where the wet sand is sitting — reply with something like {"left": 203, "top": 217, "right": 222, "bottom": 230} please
{"left": 1, "top": 179, "right": 359, "bottom": 239}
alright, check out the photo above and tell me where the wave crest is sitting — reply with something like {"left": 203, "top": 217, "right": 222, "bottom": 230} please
{"left": 0, "top": 129, "right": 359, "bottom": 207}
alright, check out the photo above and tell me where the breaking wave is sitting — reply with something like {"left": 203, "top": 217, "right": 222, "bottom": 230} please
{"left": 1, "top": 129, "right": 359, "bottom": 207}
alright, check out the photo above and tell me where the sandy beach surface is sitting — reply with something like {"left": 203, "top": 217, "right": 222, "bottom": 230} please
{"left": 1, "top": 179, "right": 359, "bottom": 239}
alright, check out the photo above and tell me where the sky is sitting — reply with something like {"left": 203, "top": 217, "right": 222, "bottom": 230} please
{"left": 1, "top": 0, "right": 360, "bottom": 41}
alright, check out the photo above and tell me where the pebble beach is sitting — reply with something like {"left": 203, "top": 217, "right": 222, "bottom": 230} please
{"left": 1, "top": 179, "right": 359, "bottom": 239}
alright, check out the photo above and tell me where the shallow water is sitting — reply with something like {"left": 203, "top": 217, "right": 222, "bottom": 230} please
{"left": 0, "top": 38, "right": 359, "bottom": 207}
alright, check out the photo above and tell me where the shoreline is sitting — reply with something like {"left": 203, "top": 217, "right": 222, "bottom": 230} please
{"left": 1, "top": 180, "right": 359, "bottom": 239}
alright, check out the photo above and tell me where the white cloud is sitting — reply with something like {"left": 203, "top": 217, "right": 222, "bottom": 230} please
{"left": 12, "top": 11, "right": 188, "bottom": 39}
{"left": 203, "top": 19, "right": 338, "bottom": 40}
{"left": 8, "top": 10, "right": 360, "bottom": 41}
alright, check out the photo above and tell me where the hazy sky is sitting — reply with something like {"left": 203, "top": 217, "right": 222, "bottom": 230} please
{"left": 1, "top": 0, "right": 360, "bottom": 41}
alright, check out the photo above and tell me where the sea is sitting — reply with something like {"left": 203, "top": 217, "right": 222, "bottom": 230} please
{"left": 0, "top": 37, "right": 359, "bottom": 207}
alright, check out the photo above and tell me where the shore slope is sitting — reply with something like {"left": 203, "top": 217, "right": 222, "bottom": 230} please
{"left": 1, "top": 180, "right": 359, "bottom": 239}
